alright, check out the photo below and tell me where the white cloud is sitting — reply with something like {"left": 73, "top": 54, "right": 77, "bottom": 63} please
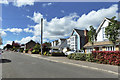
{"left": 24, "top": 28, "right": 33, "bottom": 33}
{"left": 0, "top": 29, "right": 7, "bottom": 37}
{"left": 28, "top": 4, "right": 118, "bottom": 41}
{"left": 1, "top": 31, "right": 7, "bottom": 36}
{"left": 75, "top": 4, "right": 118, "bottom": 29}
{"left": 13, "top": 0, "right": 35, "bottom": 7}
{"left": 0, "top": 40, "right": 12, "bottom": 49}
{"left": 15, "top": 36, "right": 40, "bottom": 44}
{"left": 0, "top": 0, "right": 9, "bottom": 4}
{"left": 42, "top": 3, "right": 53, "bottom": 7}
{"left": 27, "top": 12, "right": 43, "bottom": 23}
{"left": 6, "top": 28, "right": 23, "bottom": 33}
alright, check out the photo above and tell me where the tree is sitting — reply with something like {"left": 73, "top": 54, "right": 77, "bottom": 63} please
{"left": 87, "top": 26, "right": 97, "bottom": 50}
{"left": 105, "top": 16, "right": 120, "bottom": 45}
{"left": 4, "top": 44, "right": 13, "bottom": 50}
{"left": 33, "top": 44, "right": 40, "bottom": 51}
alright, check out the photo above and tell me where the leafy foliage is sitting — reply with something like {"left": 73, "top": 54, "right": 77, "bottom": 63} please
{"left": 3, "top": 44, "right": 13, "bottom": 50}
{"left": 92, "top": 51, "right": 120, "bottom": 66}
{"left": 67, "top": 53, "right": 94, "bottom": 62}
{"left": 33, "top": 44, "right": 40, "bottom": 51}
{"left": 105, "top": 16, "right": 120, "bottom": 45}
{"left": 87, "top": 26, "right": 97, "bottom": 44}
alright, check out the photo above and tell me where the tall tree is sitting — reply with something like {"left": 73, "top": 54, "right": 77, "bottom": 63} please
{"left": 105, "top": 16, "right": 120, "bottom": 45}
{"left": 87, "top": 26, "right": 97, "bottom": 50}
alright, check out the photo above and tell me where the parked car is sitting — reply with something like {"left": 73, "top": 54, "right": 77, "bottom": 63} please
{"left": 49, "top": 49, "right": 61, "bottom": 53}
{"left": 64, "top": 50, "right": 76, "bottom": 56}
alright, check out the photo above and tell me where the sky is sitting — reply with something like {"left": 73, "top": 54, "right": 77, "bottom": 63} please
{"left": 0, "top": 0, "right": 118, "bottom": 48}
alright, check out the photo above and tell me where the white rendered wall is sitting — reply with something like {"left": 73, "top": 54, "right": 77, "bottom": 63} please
{"left": 97, "top": 20, "right": 109, "bottom": 42}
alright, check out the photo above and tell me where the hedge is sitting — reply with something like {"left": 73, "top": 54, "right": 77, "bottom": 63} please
{"left": 67, "top": 53, "right": 94, "bottom": 62}
{"left": 92, "top": 51, "right": 120, "bottom": 66}
{"left": 51, "top": 52, "right": 65, "bottom": 56}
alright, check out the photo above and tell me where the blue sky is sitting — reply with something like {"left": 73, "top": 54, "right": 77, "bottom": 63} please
{"left": 0, "top": 1, "right": 118, "bottom": 48}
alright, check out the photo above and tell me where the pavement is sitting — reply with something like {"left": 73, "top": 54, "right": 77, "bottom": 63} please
{"left": 1, "top": 51, "right": 119, "bottom": 78}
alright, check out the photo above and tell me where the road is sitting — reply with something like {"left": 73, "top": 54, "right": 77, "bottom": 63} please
{"left": 1, "top": 51, "right": 118, "bottom": 78}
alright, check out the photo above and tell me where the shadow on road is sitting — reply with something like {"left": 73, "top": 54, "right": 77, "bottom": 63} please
{"left": 0, "top": 59, "right": 11, "bottom": 63}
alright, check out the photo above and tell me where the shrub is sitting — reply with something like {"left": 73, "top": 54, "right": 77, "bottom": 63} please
{"left": 67, "top": 54, "right": 73, "bottom": 59}
{"left": 25, "top": 49, "right": 28, "bottom": 53}
{"left": 92, "top": 51, "right": 120, "bottom": 66}
{"left": 51, "top": 52, "right": 65, "bottom": 56}
{"left": 20, "top": 48, "right": 24, "bottom": 52}
{"left": 39, "top": 52, "right": 41, "bottom": 55}
{"left": 74, "top": 53, "right": 86, "bottom": 61}
{"left": 86, "top": 53, "right": 95, "bottom": 62}
{"left": 67, "top": 53, "right": 95, "bottom": 62}
{"left": 44, "top": 52, "right": 47, "bottom": 55}
{"left": 32, "top": 50, "right": 39, "bottom": 54}
{"left": 29, "top": 48, "right": 33, "bottom": 51}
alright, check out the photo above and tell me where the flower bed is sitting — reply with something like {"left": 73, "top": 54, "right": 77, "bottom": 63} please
{"left": 92, "top": 51, "right": 120, "bottom": 66}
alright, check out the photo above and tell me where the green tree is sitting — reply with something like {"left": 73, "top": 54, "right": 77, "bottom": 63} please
{"left": 105, "top": 16, "right": 120, "bottom": 45}
{"left": 87, "top": 26, "right": 97, "bottom": 50}
{"left": 33, "top": 44, "right": 40, "bottom": 50}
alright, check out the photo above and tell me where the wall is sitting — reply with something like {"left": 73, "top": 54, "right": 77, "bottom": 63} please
{"left": 26, "top": 42, "right": 36, "bottom": 50}
{"left": 97, "top": 20, "right": 109, "bottom": 42}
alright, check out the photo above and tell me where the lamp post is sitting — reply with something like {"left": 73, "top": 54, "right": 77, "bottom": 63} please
{"left": 41, "top": 18, "right": 43, "bottom": 55}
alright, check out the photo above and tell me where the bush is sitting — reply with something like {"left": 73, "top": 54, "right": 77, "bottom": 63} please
{"left": 67, "top": 53, "right": 95, "bottom": 61}
{"left": 51, "top": 52, "right": 65, "bottom": 56}
{"left": 67, "top": 54, "right": 73, "bottom": 59}
{"left": 25, "top": 49, "right": 28, "bottom": 53}
{"left": 39, "top": 52, "right": 41, "bottom": 55}
{"left": 74, "top": 53, "right": 86, "bottom": 61}
{"left": 20, "top": 48, "right": 24, "bottom": 52}
{"left": 44, "top": 52, "right": 47, "bottom": 55}
{"left": 29, "top": 48, "right": 33, "bottom": 51}
{"left": 86, "top": 53, "right": 95, "bottom": 62}
{"left": 32, "top": 50, "right": 39, "bottom": 54}
{"left": 92, "top": 51, "right": 120, "bottom": 66}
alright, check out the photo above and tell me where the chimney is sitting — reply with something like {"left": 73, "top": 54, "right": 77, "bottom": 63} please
{"left": 84, "top": 29, "right": 88, "bottom": 36}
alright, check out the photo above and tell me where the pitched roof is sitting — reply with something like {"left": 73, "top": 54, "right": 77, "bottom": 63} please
{"left": 26, "top": 40, "right": 36, "bottom": 45}
{"left": 96, "top": 17, "right": 120, "bottom": 34}
{"left": 59, "top": 38, "right": 67, "bottom": 41}
{"left": 71, "top": 28, "right": 84, "bottom": 36}
{"left": 84, "top": 40, "right": 120, "bottom": 48}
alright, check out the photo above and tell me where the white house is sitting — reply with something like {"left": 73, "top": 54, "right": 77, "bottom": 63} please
{"left": 84, "top": 17, "right": 120, "bottom": 53}
{"left": 51, "top": 40, "right": 58, "bottom": 47}
{"left": 67, "top": 28, "right": 88, "bottom": 51}
{"left": 51, "top": 38, "right": 67, "bottom": 51}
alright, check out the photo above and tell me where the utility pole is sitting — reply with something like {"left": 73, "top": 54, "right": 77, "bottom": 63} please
{"left": 41, "top": 18, "right": 43, "bottom": 55}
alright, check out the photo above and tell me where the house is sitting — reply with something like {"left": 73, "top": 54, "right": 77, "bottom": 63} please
{"left": 67, "top": 28, "right": 88, "bottom": 51}
{"left": 51, "top": 38, "right": 68, "bottom": 51}
{"left": 51, "top": 40, "right": 58, "bottom": 47}
{"left": 84, "top": 17, "right": 120, "bottom": 53}
{"left": 24, "top": 40, "right": 37, "bottom": 50}
{"left": 12, "top": 41, "right": 20, "bottom": 48}
{"left": 20, "top": 44, "right": 25, "bottom": 50}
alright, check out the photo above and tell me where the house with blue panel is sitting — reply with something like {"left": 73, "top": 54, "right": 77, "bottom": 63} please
{"left": 67, "top": 29, "right": 88, "bottom": 51}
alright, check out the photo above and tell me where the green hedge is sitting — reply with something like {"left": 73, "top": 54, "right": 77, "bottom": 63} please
{"left": 51, "top": 52, "right": 65, "bottom": 56}
{"left": 32, "top": 50, "right": 39, "bottom": 54}
{"left": 67, "top": 53, "right": 95, "bottom": 62}
{"left": 25, "top": 49, "right": 28, "bottom": 53}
